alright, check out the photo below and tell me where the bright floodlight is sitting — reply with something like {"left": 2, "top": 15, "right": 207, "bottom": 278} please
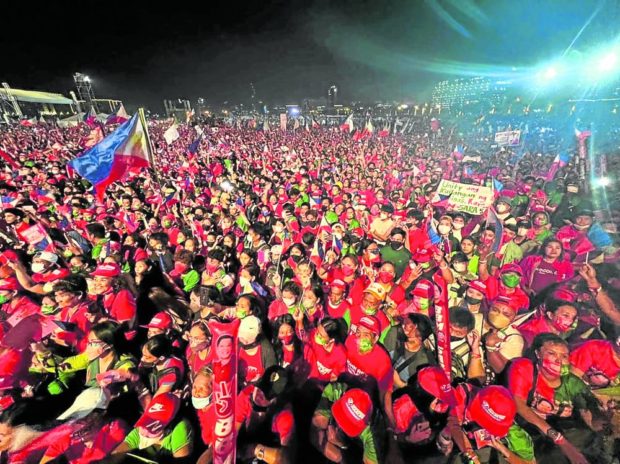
{"left": 543, "top": 67, "right": 557, "bottom": 80}
{"left": 598, "top": 52, "right": 617, "bottom": 72}
{"left": 594, "top": 177, "right": 611, "bottom": 188}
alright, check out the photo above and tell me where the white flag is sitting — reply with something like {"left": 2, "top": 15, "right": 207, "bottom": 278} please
{"left": 164, "top": 122, "right": 180, "bottom": 145}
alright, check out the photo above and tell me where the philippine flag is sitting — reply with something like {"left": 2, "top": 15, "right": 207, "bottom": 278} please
{"left": 69, "top": 111, "right": 152, "bottom": 200}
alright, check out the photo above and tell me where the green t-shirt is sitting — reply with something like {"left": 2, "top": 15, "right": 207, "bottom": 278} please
{"left": 379, "top": 246, "right": 412, "bottom": 279}
{"left": 181, "top": 270, "right": 200, "bottom": 293}
{"left": 124, "top": 418, "right": 193, "bottom": 457}
{"left": 502, "top": 424, "right": 535, "bottom": 461}
{"left": 316, "top": 382, "right": 379, "bottom": 464}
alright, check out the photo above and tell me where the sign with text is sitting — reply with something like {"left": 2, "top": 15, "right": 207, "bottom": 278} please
{"left": 494, "top": 130, "right": 521, "bottom": 146}
{"left": 432, "top": 180, "right": 494, "bottom": 215}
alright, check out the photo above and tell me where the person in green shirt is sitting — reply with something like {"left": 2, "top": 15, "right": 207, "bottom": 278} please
{"left": 379, "top": 228, "right": 412, "bottom": 279}
{"left": 311, "top": 383, "right": 384, "bottom": 464}
{"left": 111, "top": 392, "right": 193, "bottom": 463}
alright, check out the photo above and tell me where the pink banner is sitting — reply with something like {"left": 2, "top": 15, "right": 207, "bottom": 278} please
{"left": 208, "top": 319, "right": 240, "bottom": 464}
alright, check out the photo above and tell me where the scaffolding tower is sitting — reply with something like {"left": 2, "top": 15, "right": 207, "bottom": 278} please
{"left": 74, "top": 73, "right": 97, "bottom": 113}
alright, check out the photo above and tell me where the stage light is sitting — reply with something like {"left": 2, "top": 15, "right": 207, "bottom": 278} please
{"left": 593, "top": 177, "right": 611, "bottom": 188}
{"left": 543, "top": 66, "right": 558, "bottom": 80}
{"left": 597, "top": 52, "right": 617, "bottom": 72}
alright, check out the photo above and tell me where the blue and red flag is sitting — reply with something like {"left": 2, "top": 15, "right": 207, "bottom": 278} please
{"left": 69, "top": 111, "right": 153, "bottom": 201}
{"left": 486, "top": 207, "right": 504, "bottom": 253}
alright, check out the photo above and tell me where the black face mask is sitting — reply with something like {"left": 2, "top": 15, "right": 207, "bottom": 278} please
{"left": 251, "top": 396, "right": 270, "bottom": 413}
{"left": 240, "top": 340, "right": 261, "bottom": 350}
{"left": 206, "top": 241, "right": 216, "bottom": 247}
{"left": 450, "top": 336, "right": 466, "bottom": 343}
{"left": 465, "top": 296, "right": 483, "bottom": 305}
{"left": 390, "top": 241, "right": 404, "bottom": 250}
{"left": 139, "top": 361, "right": 156, "bottom": 370}
{"left": 194, "top": 215, "right": 204, "bottom": 221}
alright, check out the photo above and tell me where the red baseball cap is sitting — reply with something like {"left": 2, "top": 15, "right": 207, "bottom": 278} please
{"left": 468, "top": 386, "right": 516, "bottom": 438}
{"left": 413, "top": 279, "right": 434, "bottom": 299}
{"left": 331, "top": 388, "right": 373, "bottom": 437}
{"left": 499, "top": 263, "right": 523, "bottom": 276}
{"left": 357, "top": 315, "right": 380, "bottom": 337}
{"left": 91, "top": 263, "right": 121, "bottom": 278}
{"left": 331, "top": 279, "right": 347, "bottom": 290}
{"left": 135, "top": 393, "right": 180, "bottom": 436}
{"left": 418, "top": 366, "right": 457, "bottom": 407}
{"left": 141, "top": 312, "right": 173, "bottom": 330}
{"left": 392, "top": 394, "right": 420, "bottom": 434}
{"left": 413, "top": 248, "right": 432, "bottom": 263}
{"left": 0, "top": 250, "right": 18, "bottom": 265}
{"left": 468, "top": 280, "right": 487, "bottom": 294}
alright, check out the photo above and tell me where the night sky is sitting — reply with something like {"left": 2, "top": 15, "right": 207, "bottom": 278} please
{"left": 2, "top": 0, "right": 618, "bottom": 111}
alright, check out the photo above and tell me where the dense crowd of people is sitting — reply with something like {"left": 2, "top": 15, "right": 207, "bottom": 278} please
{"left": 0, "top": 110, "right": 618, "bottom": 464}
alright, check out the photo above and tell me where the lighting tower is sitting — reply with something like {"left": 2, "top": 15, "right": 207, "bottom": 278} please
{"left": 74, "top": 73, "right": 97, "bottom": 113}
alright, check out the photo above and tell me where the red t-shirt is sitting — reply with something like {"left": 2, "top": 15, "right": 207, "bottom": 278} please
{"left": 186, "top": 346, "right": 213, "bottom": 376}
{"left": 268, "top": 300, "right": 290, "bottom": 321}
{"left": 570, "top": 340, "right": 620, "bottom": 381}
{"left": 197, "top": 403, "right": 216, "bottom": 446}
{"left": 155, "top": 356, "right": 186, "bottom": 392}
{"left": 325, "top": 299, "right": 351, "bottom": 319}
{"left": 348, "top": 306, "right": 390, "bottom": 336}
{"left": 507, "top": 358, "right": 558, "bottom": 418}
{"left": 519, "top": 315, "right": 554, "bottom": 347}
{"left": 407, "top": 227, "right": 430, "bottom": 253}
{"left": 239, "top": 345, "right": 265, "bottom": 384}
{"left": 344, "top": 336, "right": 393, "bottom": 393}
{"left": 102, "top": 288, "right": 136, "bottom": 324}
{"left": 304, "top": 331, "right": 348, "bottom": 382}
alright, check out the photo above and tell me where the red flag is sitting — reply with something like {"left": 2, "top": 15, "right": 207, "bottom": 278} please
{"left": 0, "top": 149, "right": 20, "bottom": 169}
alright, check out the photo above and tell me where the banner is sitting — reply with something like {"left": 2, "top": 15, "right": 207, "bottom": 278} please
{"left": 280, "top": 113, "right": 287, "bottom": 131}
{"left": 208, "top": 319, "right": 240, "bottom": 464}
{"left": 433, "top": 274, "right": 452, "bottom": 380}
{"left": 494, "top": 130, "right": 521, "bottom": 146}
{"left": 432, "top": 180, "right": 494, "bottom": 215}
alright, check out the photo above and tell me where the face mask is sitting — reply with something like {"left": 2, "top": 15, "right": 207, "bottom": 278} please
{"left": 31, "top": 262, "right": 46, "bottom": 274}
{"left": 541, "top": 358, "right": 563, "bottom": 377}
{"left": 567, "top": 186, "right": 579, "bottom": 193}
{"left": 465, "top": 295, "right": 483, "bottom": 305}
{"left": 163, "top": 220, "right": 172, "bottom": 228}
{"left": 41, "top": 304, "right": 57, "bottom": 315}
{"left": 450, "top": 336, "right": 466, "bottom": 342}
{"left": 454, "top": 263, "right": 467, "bottom": 273}
{"left": 390, "top": 241, "right": 403, "bottom": 250}
{"left": 534, "top": 217, "right": 547, "bottom": 226}
{"left": 282, "top": 297, "right": 296, "bottom": 307}
{"left": 279, "top": 334, "right": 294, "bottom": 345}
{"left": 357, "top": 338, "right": 374, "bottom": 354}
{"left": 420, "top": 262, "right": 431, "bottom": 270}
{"left": 517, "top": 228, "right": 529, "bottom": 237}
{"left": 192, "top": 394, "right": 212, "bottom": 410}
{"left": 138, "top": 434, "right": 160, "bottom": 450}
{"left": 496, "top": 204, "right": 509, "bottom": 214}
{"left": 380, "top": 213, "right": 389, "bottom": 220}
{"left": 342, "top": 265, "right": 355, "bottom": 276}
{"left": 314, "top": 333, "right": 327, "bottom": 346}
{"left": 206, "top": 263, "right": 219, "bottom": 273}
{"left": 190, "top": 339, "right": 210, "bottom": 352}
{"left": 362, "top": 306, "right": 377, "bottom": 316}
{"left": 501, "top": 274, "right": 521, "bottom": 288}
{"left": 378, "top": 271, "right": 393, "bottom": 284}
{"left": 418, "top": 298, "right": 430, "bottom": 311}
{"left": 239, "top": 277, "right": 251, "bottom": 287}
{"left": 573, "top": 223, "right": 589, "bottom": 231}
{"left": 139, "top": 360, "right": 156, "bottom": 370}
{"left": 0, "top": 294, "right": 9, "bottom": 305}
{"left": 453, "top": 223, "right": 464, "bottom": 230}
{"left": 549, "top": 314, "right": 575, "bottom": 333}
{"left": 273, "top": 225, "right": 284, "bottom": 234}
{"left": 437, "top": 225, "right": 451, "bottom": 235}
{"left": 488, "top": 311, "right": 512, "bottom": 330}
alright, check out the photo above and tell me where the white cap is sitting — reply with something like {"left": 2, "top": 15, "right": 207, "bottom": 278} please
{"left": 238, "top": 315, "right": 261, "bottom": 345}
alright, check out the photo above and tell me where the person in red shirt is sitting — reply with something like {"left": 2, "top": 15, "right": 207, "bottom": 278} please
{"left": 405, "top": 210, "right": 430, "bottom": 253}
{"left": 185, "top": 320, "right": 213, "bottom": 378}
{"left": 10, "top": 251, "right": 71, "bottom": 295}
{"left": 238, "top": 315, "right": 276, "bottom": 387}
{"left": 343, "top": 315, "right": 393, "bottom": 416}
{"left": 519, "top": 296, "right": 585, "bottom": 347}
{"left": 235, "top": 366, "right": 295, "bottom": 463}
{"left": 89, "top": 262, "right": 137, "bottom": 335}
{"left": 0, "top": 277, "right": 40, "bottom": 326}
{"left": 346, "top": 283, "right": 390, "bottom": 338}
{"left": 138, "top": 335, "right": 186, "bottom": 404}
{"left": 50, "top": 276, "right": 92, "bottom": 352}
{"left": 192, "top": 365, "right": 216, "bottom": 464}
{"left": 569, "top": 339, "right": 620, "bottom": 388}
{"left": 321, "top": 255, "right": 370, "bottom": 308}
{"left": 302, "top": 317, "right": 348, "bottom": 385}
{"left": 324, "top": 279, "right": 351, "bottom": 319}
{"left": 479, "top": 263, "right": 530, "bottom": 313}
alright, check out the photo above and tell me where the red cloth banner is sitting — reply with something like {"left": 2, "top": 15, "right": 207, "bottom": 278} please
{"left": 208, "top": 319, "right": 240, "bottom": 464}
{"left": 433, "top": 274, "right": 452, "bottom": 380}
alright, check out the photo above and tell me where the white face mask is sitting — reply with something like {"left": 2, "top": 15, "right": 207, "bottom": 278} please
{"left": 239, "top": 277, "right": 251, "bottom": 287}
{"left": 496, "top": 204, "right": 509, "bottom": 214}
{"left": 138, "top": 434, "right": 161, "bottom": 449}
{"left": 273, "top": 225, "right": 284, "bottom": 234}
{"left": 437, "top": 225, "right": 451, "bottom": 235}
{"left": 192, "top": 394, "right": 212, "bottom": 410}
{"left": 282, "top": 297, "right": 296, "bottom": 307}
{"left": 31, "top": 262, "right": 46, "bottom": 274}
{"left": 452, "top": 223, "right": 464, "bottom": 230}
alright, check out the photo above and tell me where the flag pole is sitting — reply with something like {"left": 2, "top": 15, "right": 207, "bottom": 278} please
{"left": 138, "top": 108, "right": 162, "bottom": 191}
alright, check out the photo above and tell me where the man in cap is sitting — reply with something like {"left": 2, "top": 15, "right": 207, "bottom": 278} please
{"left": 10, "top": 251, "right": 69, "bottom": 295}
{"left": 311, "top": 386, "right": 382, "bottom": 464}
{"left": 235, "top": 366, "right": 295, "bottom": 464}
{"left": 346, "top": 283, "right": 390, "bottom": 338}
{"left": 478, "top": 263, "right": 530, "bottom": 314}
{"left": 112, "top": 392, "right": 193, "bottom": 460}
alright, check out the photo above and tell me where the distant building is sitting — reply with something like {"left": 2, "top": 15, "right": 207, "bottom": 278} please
{"left": 328, "top": 85, "right": 338, "bottom": 107}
